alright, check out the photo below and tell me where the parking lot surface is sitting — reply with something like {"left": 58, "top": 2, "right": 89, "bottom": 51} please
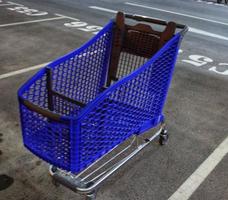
{"left": 0, "top": 0, "right": 228, "bottom": 200}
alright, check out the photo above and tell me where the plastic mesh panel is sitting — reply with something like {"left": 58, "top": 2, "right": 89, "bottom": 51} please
{"left": 77, "top": 34, "right": 181, "bottom": 171}
{"left": 52, "top": 94, "right": 81, "bottom": 117}
{"left": 20, "top": 22, "right": 113, "bottom": 117}
{"left": 51, "top": 26, "right": 113, "bottom": 105}
{"left": 20, "top": 104, "right": 71, "bottom": 170}
{"left": 22, "top": 72, "right": 48, "bottom": 109}
{"left": 116, "top": 52, "right": 148, "bottom": 79}
{"left": 116, "top": 28, "right": 160, "bottom": 80}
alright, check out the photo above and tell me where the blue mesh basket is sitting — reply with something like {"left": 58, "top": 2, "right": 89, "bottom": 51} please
{"left": 18, "top": 13, "right": 186, "bottom": 173}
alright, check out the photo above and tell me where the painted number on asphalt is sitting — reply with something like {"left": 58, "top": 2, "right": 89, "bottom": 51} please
{"left": 64, "top": 21, "right": 102, "bottom": 34}
{"left": 209, "top": 63, "right": 228, "bottom": 75}
{"left": 182, "top": 55, "right": 213, "bottom": 67}
{"left": 195, "top": 0, "right": 227, "bottom": 7}
{"left": 179, "top": 50, "right": 228, "bottom": 76}
{"left": 7, "top": 5, "right": 48, "bottom": 16}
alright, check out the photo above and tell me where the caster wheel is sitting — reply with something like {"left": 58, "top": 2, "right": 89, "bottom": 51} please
{"left": 51, "top": 178, "right": 60, "bottom": 187}
{"left": 85, "top": 191, "right": 96, "bottom": 200}
{"left": 159, "top": 129, "right": 169, "bottom": 145}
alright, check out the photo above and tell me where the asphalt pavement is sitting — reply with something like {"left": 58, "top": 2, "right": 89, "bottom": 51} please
{"left": 0, "top": 0, "right": 228, "bottom": 200}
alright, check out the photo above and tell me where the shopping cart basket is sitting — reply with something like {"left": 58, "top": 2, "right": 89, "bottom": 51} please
{"left": 18, "top": 12, "right": 188, "bottom": 199}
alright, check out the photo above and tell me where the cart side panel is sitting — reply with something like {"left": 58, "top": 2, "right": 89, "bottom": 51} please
{"left": 50, "top": 22, "right": 113, "bottom": 106}
{"left": 18, "top": 22, "right": 114, "bottom": 172}
{"left": 77, "top": 34, "right": 181, "bottom": 172}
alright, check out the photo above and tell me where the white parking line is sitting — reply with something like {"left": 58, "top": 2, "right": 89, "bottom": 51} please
{"left": 0, "top": 1, "right": 21, "bottom": 6}
{"left": 168, "top": 136, "right": 228, "bottom": 200}
{"left": 0, "top": 16, "right": 65, "bottom": 28}
{"left": 89, "top": 6, "right": 228, "bottom": 41}
{"left": 0, "top": 3, "right": 15, "bottom": 6}
{"left": 7, "top": 1, "right": 22, "bottom": 5}
{"left": 0, "top": 62, "right": 49, "bottom": 80}
{"left": 125, "top": 2, "right": 228, "bottom": 26}
{"left": 189, "top": 27, "right": 228, "bottom": 41}
{"left": 89, "top": 6, "right": 117, "bottom": 14}
{"left": 55, "top": 13, "right": 80, "bottom": 21}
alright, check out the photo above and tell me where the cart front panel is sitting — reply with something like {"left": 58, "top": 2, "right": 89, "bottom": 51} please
{"left": 20, "top": 103, "right": 72, "bottom": 170}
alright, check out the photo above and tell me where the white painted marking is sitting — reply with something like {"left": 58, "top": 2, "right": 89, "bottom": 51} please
{"left": 89, "top": 6, "right": 117, "bottom": 13}
{"left": 189, "top": 27, "right": 228, "bottom": 41}
{"left": 89, "top": 6, "right": 228, "bottom": 41}
{"left": 56, "top": 13, "right": 103, "bottom": 34}
{"left": 78, "top": 25, "right": 102, "bottom": 34}
{"left": 195, "top": 0, "right": 226, "bottom": 7}
{"left": 125, "top": 2, "right": 228, "bottom": 26}
{"left": 0, "top": 3, "right": 15, "bottom": 6}
{"left": 209, "top": 63, "right": 228, "bottom": 75}
{"left": 0, "top": 16, "right": 65, "bottom": 28}
{"left": 7, "top": 5, "right": 48, "bottom": 16}
{"left": 6, "top": 1, "right": 23, "bottom": 6}
{"left": 0, "top": 0, "right": 18, "bottom": 6}
{"left": 182, "top": 55, "right": 213, "bottom": 67}
{"left": 0, "top": 1, "right": 21, "bottom": 6}
{"left": 168, "top": 136, "right": 228, "bottom": 200}
{"left": 0, "top": 62, "right": 49, "bottom": 80}
{"left": 55, "top": 13, "right": 80, "bottom": 21}
{"left": 64, "top": 21, "right": 88, "bottom": 28}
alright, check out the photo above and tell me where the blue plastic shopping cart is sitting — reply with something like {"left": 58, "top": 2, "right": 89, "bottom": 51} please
{"left": 18, "top": 12, "right": 188, "bottom": 199}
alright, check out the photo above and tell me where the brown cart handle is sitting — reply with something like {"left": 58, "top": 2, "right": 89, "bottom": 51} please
{"left": 19, "top": 67, "right": 86, "bottom": 123}
{"left": 125, "top": 13, "right": 188, "bottom": 36}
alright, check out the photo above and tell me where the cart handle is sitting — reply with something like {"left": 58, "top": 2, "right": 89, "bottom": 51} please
{"left": 20, "top": 98, "right": 64, "bottom": 122}
{"left": 125, "top": 13, "right": 188, "bottom": 37}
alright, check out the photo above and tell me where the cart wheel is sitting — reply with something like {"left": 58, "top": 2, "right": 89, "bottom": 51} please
{"left": 51, "top": 178, "right": 60, "bottom": 187}
{"left": 159, "top": 129, "right": 169, "bottom": 145}
{"left": 85, "top": 191, "right": 96, "bottom": 200}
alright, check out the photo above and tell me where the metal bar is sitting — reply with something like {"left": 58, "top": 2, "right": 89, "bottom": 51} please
{"left": 89, "top": 167, "right": 108, "bottom": 183}
{"left": 179, "top": 26, "right": 189, "bottom": 37}
{"left": 21, "top": 99, "right": 65, "bottom": 123}
{"left": 74, "top": 144, "right": 119, "bottom": 178}
{"left": 46, "top": 67, "right": 54, "bottom": 111}
{"left": 125, "top": 13, "right": 186, "bottom": 29}
{"left": 52, "top": 90, "right": 86, "bottom": 107}
{"left": 51, "top": 128, "right": 162, "bottom": 194}
{"left": 125, "top": 13, "right": 188, "bottom": 37}
{"left": 74, "top": 136, "right": 136, "bottom": 179}
{"left": 82, "top": 136, "right": 136, "bottom": 181}
{"left": 107, "top": 12, "right": 125, "bottom": 87}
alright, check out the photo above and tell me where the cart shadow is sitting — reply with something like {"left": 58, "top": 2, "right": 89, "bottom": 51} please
{"left": 0, "top": 174, "right": 14, "bottom": 191}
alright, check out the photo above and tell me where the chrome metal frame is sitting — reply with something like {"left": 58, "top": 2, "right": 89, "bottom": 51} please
{"left": 49, "top": 125, "right": 164, "bottom": 200}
